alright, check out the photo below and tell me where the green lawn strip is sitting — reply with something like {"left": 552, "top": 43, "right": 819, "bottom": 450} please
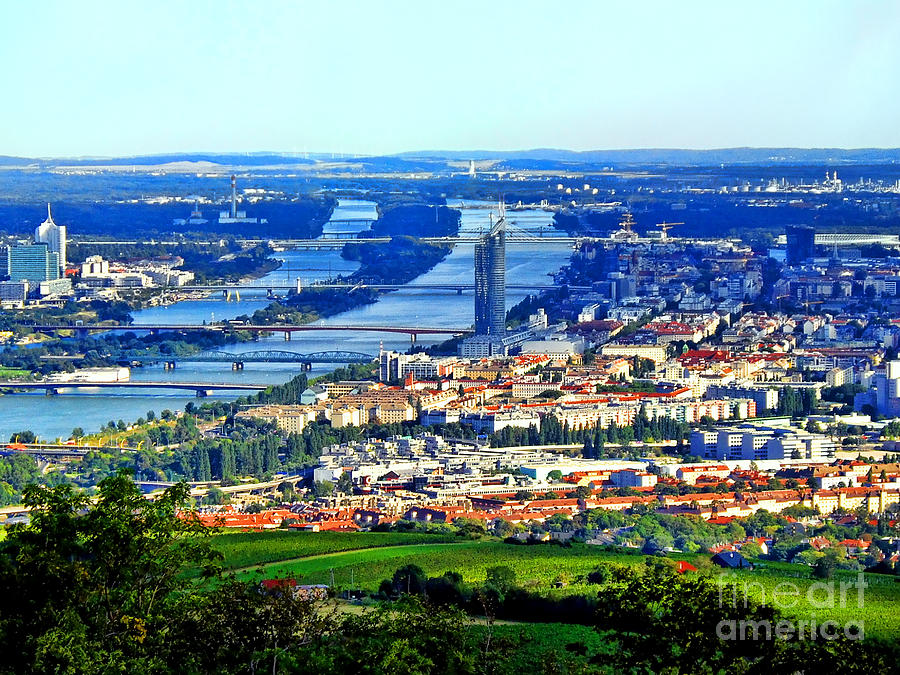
{"left": 236, "top": 542, "right": 466, "bottom": 584}
{"left": 230, "top": 542, "right": 468, "bottom": 574}
{"left": 235, "top": 541, "right": 653, "bottom": 588}
{"left": 212, "top": 530, "right": 459, "bottom": 569}
{"left": 711, "top": 567, "right": 900, "bottom": 640}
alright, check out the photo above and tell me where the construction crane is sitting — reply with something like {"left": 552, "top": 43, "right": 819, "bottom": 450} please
{"left": 610, "top": 212, "right": 641, "bottom": 242}
{"left": 621, "top": 212, "right": 637, "bottom": 230}
{"left": 655, "top": 221, "right": 684, "bottom": 240}
{"left": 774, "top": 293, "right": 790, "bottom": 312}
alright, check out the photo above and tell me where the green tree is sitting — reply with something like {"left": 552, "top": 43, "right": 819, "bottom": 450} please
{"left": 202, "top": 486, "right": 228, "bottom": 506}
{"left": 391, "top": 564, "right": 427, "bottom": 595}
{"left": 740, "top": 541, "right": 763, "bottom": 559}
{"left": 0, "top": 471, "right": 222, "bottom": 673}
{"left": 336, "top": 472, "right": 353, "bottom": 494}
{"left": 586, "top": 563, "right": 612, "bottom": 584}
{"left": 484, "top": 565, "right": 517, "bottom": 594}
{"left": 583, "top": 435, "right": 594, "bottom": 458}
{"left": 8, "top": 430, "right": 36, "bottom": 443}
{"left": 813, "top": 556, "right": 836, "bottom": 579}
{"left": 573, "top": 485, "right": 592, "bottom": 499}
{"left": 312, "top": 480, "right": 334, "bottom": 497}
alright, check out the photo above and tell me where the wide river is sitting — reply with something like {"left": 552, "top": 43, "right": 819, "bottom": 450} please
{"left": 0, "top": 200, "right": 574, "bottom": 441}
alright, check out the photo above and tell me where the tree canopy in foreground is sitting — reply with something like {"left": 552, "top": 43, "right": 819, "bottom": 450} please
{"left": 0, "top": 471, "right": 897, "bottom": 674}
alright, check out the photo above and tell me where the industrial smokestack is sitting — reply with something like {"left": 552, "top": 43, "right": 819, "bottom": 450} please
{"left": 230, "top": 174, "right": 237, "bottom": 219}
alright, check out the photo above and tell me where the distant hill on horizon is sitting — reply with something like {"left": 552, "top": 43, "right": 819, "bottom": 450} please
{"left": 0, "top": 152, "right": 318, "bottom": 168}
{"left": 395, "top": 147, "right": 900, "bottom": 165}
{"left": 2, "top": 147, "right": 900, "bottom": 169}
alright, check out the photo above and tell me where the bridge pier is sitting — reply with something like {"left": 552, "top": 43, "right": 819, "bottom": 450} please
{"left": 456, "top": 288, "right": 463, "bottom": 295}
{"left": 196, "top": 389, "right": 212, "bottom": 398}
{"left": 301, "top": 362, "right": 312, "bottom": 371}
{"left": 45, "top": 387, "right": 59, "bottom": 396}
{"left": 164, "top": 361, "right": 176, "bottom": 370}
{"left": 410, "top": 334, "right": 417, "bottom": 345}
{"left": 284, "top": 331, "right": 291, "bottom": 341}
{"left": 232, "top": 361, "right": 244, "bottom": 370}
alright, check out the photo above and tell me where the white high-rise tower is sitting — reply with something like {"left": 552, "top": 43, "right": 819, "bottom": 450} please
{"left": 34, "top": 203, "right": 66, "bottom": 272}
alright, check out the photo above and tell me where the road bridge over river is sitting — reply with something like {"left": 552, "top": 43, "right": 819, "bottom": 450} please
{"left": 75, "top": 234, "right": 584, "bottom": 249}
{"left": 179, "top": 349, "right": 374, "bottom": 363}
{"left": 141, "top": 349, "right": 376, "bottom": 370}
{"left": 25, "top": 324, "right": 472, "bottom": 342}
{"left": 172, "top": 282, "right": 584, "bottom": 297}
{"left": 0, "top": 381, "right": 269, "bottom": 397}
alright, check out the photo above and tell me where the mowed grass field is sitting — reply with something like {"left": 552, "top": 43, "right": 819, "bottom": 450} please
{"left": 234, "top": 540, "right": 650, "bottom": 588}
{"left": 713, "top": 565, "right": 900, "bottom": 641}
{"left": 219, "top": 531, "right": 900, "bottom": 641}
{"left": 211, "top": 530, "right": 459, "bottom": 570}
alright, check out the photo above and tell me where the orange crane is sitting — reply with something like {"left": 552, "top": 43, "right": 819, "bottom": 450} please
{"left": 656, "top": 221, "right": 684, "bottom": 240}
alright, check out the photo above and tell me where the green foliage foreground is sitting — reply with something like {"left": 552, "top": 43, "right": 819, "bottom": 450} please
{"left": 0, "top": 472, "right": 510, "bottom": 675}
{"left": 1, "top": 474, "right": 897, "bottom": 674}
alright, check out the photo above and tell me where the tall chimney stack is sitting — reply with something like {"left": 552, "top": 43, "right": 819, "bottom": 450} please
{"left": 230, "top": 174, "right": 237, "bottom": 219}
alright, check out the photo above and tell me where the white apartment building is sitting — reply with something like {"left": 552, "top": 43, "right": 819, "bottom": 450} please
{"left": 690, "top": 426, "right": 837, "bottom": 461}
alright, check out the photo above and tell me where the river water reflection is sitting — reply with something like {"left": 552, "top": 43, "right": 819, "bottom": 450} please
{"left": 0, "top": 200, "right": 573, "bottom": 440}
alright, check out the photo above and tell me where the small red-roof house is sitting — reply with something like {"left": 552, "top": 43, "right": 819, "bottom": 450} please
{"left": 676, "top": 560, "right": 698, "bottom": 574}
{"left": 838, "top": 539, "right": 870, "bottom": 556}
{"left": 260, "top": 578, "right": 298, "bottom": 592}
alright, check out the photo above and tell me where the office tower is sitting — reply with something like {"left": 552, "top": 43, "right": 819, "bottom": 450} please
{"left": 0, "top": 245, "right": 8, "bottom": 279}
{"left": 474, "top": 205, "right": 506, "bottom": 336}
{"left": 8, "top": 243, "right": 60, "bottom": 283}
{"left": 34, "top": 203, "right": 67, "bottom": 271}
{"left": 785, "top": 225, "right": 815, "bottom": 266}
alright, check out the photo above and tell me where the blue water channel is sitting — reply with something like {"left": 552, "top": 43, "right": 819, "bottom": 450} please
{"left": 0, "top": 200, "right": 574, "bottom": 440}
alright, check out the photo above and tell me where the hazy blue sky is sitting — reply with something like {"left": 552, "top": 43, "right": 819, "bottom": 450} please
{"left": 3, "top": 0, "right": 900, "bottom": 156}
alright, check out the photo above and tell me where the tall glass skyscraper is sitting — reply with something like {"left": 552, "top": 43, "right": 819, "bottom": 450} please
{"left": 8, "top": 243, "right": 59, "bottom": 283}
{"left": 474, "top": 210, "right": 506, "bottom": 336}
{"left": 34, "top": 203, "right": 66, "bottom": 272}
